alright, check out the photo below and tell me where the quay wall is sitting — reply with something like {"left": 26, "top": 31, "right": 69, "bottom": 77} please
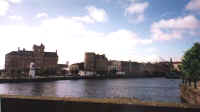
{"left": 0, "top": 95, "right": 200, "bottom": 112}
{"left": 180, "top": 85, "right": 200, "bottom": 105}
{"left": 0, "top": 75, "right": 164, "bottom": 83}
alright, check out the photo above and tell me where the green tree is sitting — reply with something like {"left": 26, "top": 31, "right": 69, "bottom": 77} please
{"left": 180, "top": 42, "right": 200, "bottom": 88}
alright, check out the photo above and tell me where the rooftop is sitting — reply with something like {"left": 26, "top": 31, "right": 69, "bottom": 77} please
{"left": 7, "top": 50, "right": 58, "bottom": 57}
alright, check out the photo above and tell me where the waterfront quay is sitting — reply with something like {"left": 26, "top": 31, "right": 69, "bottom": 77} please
{"left": 3, "top": 44, "right": 181, "bottom": 79}
{"left": 1, "top": 95, "right": 200, "bottom": 112}
{"left": 0, "top": 74, "right": 163, "bottom": 83}
{"left": 180, "top": 85, "right": 200, "bottom": 104}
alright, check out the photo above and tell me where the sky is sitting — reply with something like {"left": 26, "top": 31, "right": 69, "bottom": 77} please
{"left": 0, "top": 0, "right": 200, "bottom": 68}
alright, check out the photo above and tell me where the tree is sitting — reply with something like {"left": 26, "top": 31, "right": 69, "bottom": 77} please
{"left": 180, "top": 42, "right": 200, "bottom": 88}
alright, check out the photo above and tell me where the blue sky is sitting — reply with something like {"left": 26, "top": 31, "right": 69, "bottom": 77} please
{"left": 0, "top": 0, "right": 200, "bottom": 68}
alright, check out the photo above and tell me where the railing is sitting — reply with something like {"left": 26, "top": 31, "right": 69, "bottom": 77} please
{"left": 0, "top": 95, "right": 200, "bottom": 112}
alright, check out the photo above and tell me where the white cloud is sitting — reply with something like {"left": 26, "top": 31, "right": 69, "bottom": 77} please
{"left": 136, "top": 54, "right": 160, "bottom": 63}
{"left": 36, "top": 12, "right": 48, "bottom": 18}
{"left": 8, "top": 0, "right": 21, "bottom": 4}
{"left": 72, "top": 16, "right": 95, "bottom": 24}
{"left": 71, "top": 6, "right": 108, "bottom": 24}
{"left": 0, "top": 0, "right": 21, "bottom": 16}
{"left": 146, "top": 47, "right": 157, "bottom": 53}
{"left": 151, "top": 15, "right": 200, "bottom": 40}
{"left": 9, "top": 15, "right": 23, "bottom": 21}
{"left": 125, "top": 2, "right": 148, "bottom": 14}
{"left": 0, "top": 0, "right": 9, "bottom": 16}
{"left": 186, "top": 0, "right": 200, "bottom": 11}
{"left": 0, "top": 16, "right": 152, "bottom": 68}
{"left": 86, "top": 6, "right": 108, "bottom": 22}
{"left": 125, "top": 1, "right": 149, "bottom": 22}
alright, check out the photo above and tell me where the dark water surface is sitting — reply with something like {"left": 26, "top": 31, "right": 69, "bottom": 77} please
{"left": 0, "top": 78, "right": 181, "bottom": 102}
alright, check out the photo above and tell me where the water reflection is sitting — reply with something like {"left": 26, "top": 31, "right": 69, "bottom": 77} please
{"left": 0, "top": 78, "right": 181, "bottom": 102}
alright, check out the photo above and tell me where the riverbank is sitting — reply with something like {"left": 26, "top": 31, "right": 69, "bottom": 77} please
{"left": 0, "top": 75, "right": 164, "bottom": 83}
{"left": 180, "top": 85, "right": 200, "bottom": 105}
{"left": 0, "top": 94, "right": 200, "bottom": 112}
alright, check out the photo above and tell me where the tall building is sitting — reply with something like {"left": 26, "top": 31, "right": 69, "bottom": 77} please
{"left": 5, "top": 44, "right": 58, "bottom": 75}
{"left": 84, "top": 52, "right": 96, "bottom": 71}
{"left": 84, "top": 52, "right": 108, "bottom": 73}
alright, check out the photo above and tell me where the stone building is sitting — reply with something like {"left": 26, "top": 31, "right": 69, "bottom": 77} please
{"left": 108, "top": 60, "right": 142, "bottom": 75}
{"left": 108, "top": 60, "right": 170, "bottom": 76}
{"left": 84, "top": 52, "right": 96, "bottom": 71}
{"left": 108, "top": 60, "right": 121, "bottom": 72}
{"left": 69, "top": 63, "right": 84, "bottom": 72}
{"left": 5, "top": 44, "right": 58, "bottom": 75}
{"left": 84, "top": 52, "right": 108, "bottom": 73}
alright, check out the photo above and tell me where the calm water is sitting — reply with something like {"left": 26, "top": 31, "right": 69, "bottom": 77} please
{"left": 0, "top": 78, "right": 181, "bottom": 103}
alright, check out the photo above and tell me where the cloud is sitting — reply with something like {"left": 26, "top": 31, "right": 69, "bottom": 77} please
{"left": 151, "top": 15, "right": 200, "bottom": 40}
{"left": 72, "top": 16, "right": 95, "bottom": 24}
{"left": 125, "top": 2, "right": 148, "bottom": 14}
{"left": 39, "top": 17, "right": 151, "bottom": 62}
{"left": 9, "top": 15, "right": 23, "bottom": 21}
{"left": 71, "top": 6, "right": 108, "bottom": 24}
{"left": 186, "top": 0, "right": 200, "bottom": 11}
{"left": 137, "top": 54, "right": 160, "bottom": 63}
{"left": 36, "top": 12, "right": 48, "bottom": 18}
{"left": 125, "top": 1, "right": 149, "bottom": 23}
{"left": 0, "top": 16, "right": 152, "bottom": 67}
{"left": 146, "top": 47, "right": 157, "bottom": 53}
{"left": 0, "top": 0, "right": 9, "bottom": 16}
{"left": 0, "top": 0, "right": 21, "bottom": 16}
{"left": 8, "top": 0, "right": 21, "bottom": 4}
{"left": 86, "top": 6, "right": 108, "bottom": 22}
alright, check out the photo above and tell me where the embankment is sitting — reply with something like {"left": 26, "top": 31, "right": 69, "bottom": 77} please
{"left": 0, "top": 95, "right": 200, "bottom": 112}
{"left": 0, "top": 75, "right": 164, "bottom": 83}
{"left": 180, "top": 85, "right": 200, "bottom": 105}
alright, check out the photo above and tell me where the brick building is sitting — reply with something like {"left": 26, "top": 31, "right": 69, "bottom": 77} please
{"left": 69, "top": 63, "right": 84, "bottom": 72}
{"left": 5, "top": 44, "right": 58, "bottom": 75}
{"left": 84, "top": 52, "right": 108, "bottom": 73}
{"left": 108, "top": 60, "right": 170, "bottom": 75}
{"left": 108, "top": 60, "right": 142, "bottom": 74}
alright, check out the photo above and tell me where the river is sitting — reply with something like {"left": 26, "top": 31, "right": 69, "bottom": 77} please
{"left": 0, "top": 78, "right": 181, "bottom": 103}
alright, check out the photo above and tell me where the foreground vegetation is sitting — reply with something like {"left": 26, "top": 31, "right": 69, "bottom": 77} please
{"left": 179, "top": 42, "right": 200, "bottom": 89}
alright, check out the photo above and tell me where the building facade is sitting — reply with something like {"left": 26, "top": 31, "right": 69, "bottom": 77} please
{"left": 5, "top": 44, "right": 58, "bottom": 75}
{"left": 69, "top": 63, "right": 84, "bottom": 72}
{"left": 108, "top": 60, "right": 142, "bottom": 74}
{"left": 84, "top": 52, "right": 108, "bottom": 73}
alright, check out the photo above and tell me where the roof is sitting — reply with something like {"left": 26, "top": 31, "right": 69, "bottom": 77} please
{"left": 6, "top": 51, "right": 58, "bottom": 57}
{"left": 57, "top": 64, "right": 68, "bottom": 68}
{"left": 173, "top": 62, "right": 181, "bottom": 64}
{"left": 44, "top": 52, "right": 58, "bottom": 57}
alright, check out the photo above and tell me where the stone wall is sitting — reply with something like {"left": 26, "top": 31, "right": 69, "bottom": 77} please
{"left": 180, "top": 85, "right": 200, "bottom": 105}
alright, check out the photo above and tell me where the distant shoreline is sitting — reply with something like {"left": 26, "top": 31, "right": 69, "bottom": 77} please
{"left": 0, "top": 75, "right": 169, "bottom": 83}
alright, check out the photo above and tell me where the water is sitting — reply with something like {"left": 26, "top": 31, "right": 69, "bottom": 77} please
{"left": 0, "top": 78, "right": 181, "bottom": 103}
